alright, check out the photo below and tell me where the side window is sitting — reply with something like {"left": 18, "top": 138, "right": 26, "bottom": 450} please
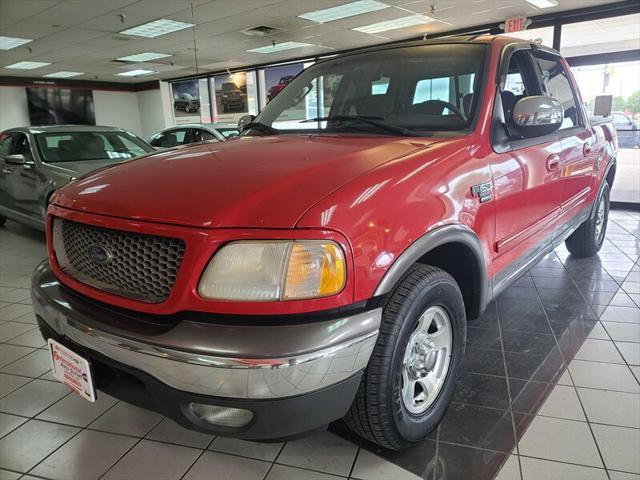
{"left": 533, "top": 51, "right": 580, "bottom": 130}
{"left": 0, "top": 132, "right": 14, "bottom": 156}
{"left": 500, "top": 50, "right": 540, "bottom": 122}
{"left": 12, "top": 133, "right": 33, "bottom": 161}
{"left": 371, "top": 76, "right": 390, "bottom": 95}
{"left": 193, "top": 129, "right": 215, "bottom": 142}
{"left": 149, "top": 132, "right": 162, "bottom": 147}
{"left": 160, "top": 129, "right": 187, "bottom": 147}
{"left": 413, "top": 77, "right": 450, "bottom": 104}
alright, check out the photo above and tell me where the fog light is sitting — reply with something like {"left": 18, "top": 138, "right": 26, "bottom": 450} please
{"left": 189, "top": 403, "right": 254, "bottom": 428}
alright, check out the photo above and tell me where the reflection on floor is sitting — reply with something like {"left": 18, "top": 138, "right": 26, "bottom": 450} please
{"left": 0, "top": 210, "right": 638, "bottom": 480}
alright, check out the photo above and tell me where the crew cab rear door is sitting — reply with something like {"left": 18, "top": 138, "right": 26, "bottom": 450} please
{"left": 532, "top": 49, "right": 596, "bottom": 232}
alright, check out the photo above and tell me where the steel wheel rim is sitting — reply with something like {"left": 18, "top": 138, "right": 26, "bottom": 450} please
{"left": 595, "top": 197, "right": 605, "bottom": 242}
{"left": 401, "top": 305, "right": 453, "bottom": 415}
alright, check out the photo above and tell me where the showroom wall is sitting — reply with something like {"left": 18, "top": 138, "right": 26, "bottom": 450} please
{"left": 0, "top": 85, "right": 169, "bottom": 139}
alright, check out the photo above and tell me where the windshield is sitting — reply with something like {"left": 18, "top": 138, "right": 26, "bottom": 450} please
{"left": 254, "top": 44, "right": 486, "bottom": 136}
{"left": 35, "top": 131, "right": 154, "bottom": 163}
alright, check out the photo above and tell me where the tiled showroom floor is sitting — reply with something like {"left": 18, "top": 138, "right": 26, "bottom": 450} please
{"left": 0, "top": 210, "right": 638, "bottom": 480}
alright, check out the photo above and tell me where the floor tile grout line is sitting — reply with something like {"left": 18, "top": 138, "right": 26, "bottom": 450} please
{"left": 530, "top": 253, "right": 612, "bottom": 480}
{"left": 178, "top": 436, "right": 216, "bottom": 480}
{"left": 492, "top": 298, "right": 524, "bottom": 480}
{"left": 346, "top": 446, "right": 361, "bottom": 480}
{"left": 14, "top": 392, "right": 123, "bottom": 477}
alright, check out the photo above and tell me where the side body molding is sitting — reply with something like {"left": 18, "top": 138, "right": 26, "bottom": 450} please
{"left": 373, "top": 224, "right": 489, "bottom": 317}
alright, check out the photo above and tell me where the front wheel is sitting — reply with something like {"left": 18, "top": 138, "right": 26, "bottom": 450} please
{"left": 344, "top": 264, "right": 466, "bottom": 450}
{"left": 565, "top": 182, "right": 610, "bottom": 257}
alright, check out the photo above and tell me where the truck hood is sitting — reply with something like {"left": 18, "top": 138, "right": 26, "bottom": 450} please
{"left": 52, "top": 135, "right": 440, "bottom": 228}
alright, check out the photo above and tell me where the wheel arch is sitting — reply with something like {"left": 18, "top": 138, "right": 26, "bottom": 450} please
{"left": 373, "top": 224, "right": 489, "bottom": 320}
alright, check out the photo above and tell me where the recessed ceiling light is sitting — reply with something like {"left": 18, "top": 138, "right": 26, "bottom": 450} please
{"left": 116, "top": 52, "right": 172, "bottom": 62}
{"left": 120, "top": 19, "right": 193, "bottom": 38}
{"left": 43, "top": 71, "right": 84, "bottom": 78}
{"left": 4, "top": 61, "right": 51, "bottom": 70}
{"left": 0, "top": 36, "right": 33, "bottom": 50}
{"left": 116, "top": 69, "right": 156, "bottom": 77}
{"left": 525, "top": 0, "right": 559, "bottom": 8}
{"left": 353, "top": 15, "right": 434, "bottom": 34}
{"left": 298, "top": 0, "right": 389, "bottom": 23}
{"left": 247, "top": 42, "right": 314, "bottom": 54}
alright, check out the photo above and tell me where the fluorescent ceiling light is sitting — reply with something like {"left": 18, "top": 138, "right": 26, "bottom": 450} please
{"left": 353, "top": 15, "right": 434, "bottom": 34}
{"left": 43, "top": 71, "right": 83, "bottom": 78}
{"left": 117, "top": 69, "right": 156, "bottom": 77}
{"left": 299, "top": 0, "right": 389, "bottom": 23}
{"left": 526, "top": 0, "right": 558, "bottom": 8}
{"left": 248, "top": 42, "right": 313, "bottom": 54}
{"left": 4, "top": 61, "right": 51, "bottom": 70}
{"left": 120, "top": 19, "right": 193, "bottom": 38}
{"left": 0, "top": 36, "right": 32, "bottom": 50}
{"left": 116, "top": 52, "right": 172, "bottom": 62}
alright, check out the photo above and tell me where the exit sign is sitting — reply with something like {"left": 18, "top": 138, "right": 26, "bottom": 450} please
{"left": 505, "top": 16, "right": 528, "bottom": 33}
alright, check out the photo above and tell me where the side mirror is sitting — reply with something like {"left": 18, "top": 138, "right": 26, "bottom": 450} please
{"left": 4, "top": 153, "right": 26, "bottom": 165}
{"left": 512, "top": 96, "right": 563, "bottom": 138}
{"left": 238, "top": 115, "right": 255, "bottom": 132}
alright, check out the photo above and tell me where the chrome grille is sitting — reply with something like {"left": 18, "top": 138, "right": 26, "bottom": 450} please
{"left": 52, "top": 218, "right": 185, "bottom": 303}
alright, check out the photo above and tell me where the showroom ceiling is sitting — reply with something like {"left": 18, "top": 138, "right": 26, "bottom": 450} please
{"left": 0, "top": 0, "right": 620, "bottom": 83}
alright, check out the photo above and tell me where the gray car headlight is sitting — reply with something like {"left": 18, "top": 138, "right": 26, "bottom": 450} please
{"left": 197, "top": 240, "right": 346, "bottom": 301}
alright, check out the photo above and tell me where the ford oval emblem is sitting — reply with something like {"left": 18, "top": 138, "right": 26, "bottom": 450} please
{"left": 87, "top": 245, "right": 112, "bottom": 265}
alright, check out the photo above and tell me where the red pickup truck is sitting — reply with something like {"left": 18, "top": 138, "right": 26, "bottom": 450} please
{"left": 32, "top": 35, "right": 617, "bottom": 450}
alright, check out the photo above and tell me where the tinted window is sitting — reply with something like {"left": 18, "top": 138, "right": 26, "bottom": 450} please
{"left": 159, "top": 129, "right": 187, "bottom": 147}
{"left": 13, "top": 133, "right": 33, "bottom": 160}
{"left": 501, "top": 50, "right": 540, "bottom": 121}
{"left": 534, "top": 51, "right": 580, "bottom": 129}
{"left": 193, "top": 129, "right": 215, "bottom": 142}
{"left": 0, "top": 132, "right": 13, "bottom": 156}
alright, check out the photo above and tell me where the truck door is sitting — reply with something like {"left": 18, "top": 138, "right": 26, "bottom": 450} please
{"left": 532, "top": 49, "right": 596, "bottom": 233}
{"left": 489, "top": 45, "right": 564, "bottom": 291}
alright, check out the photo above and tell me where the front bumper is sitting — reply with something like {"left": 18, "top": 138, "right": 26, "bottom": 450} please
{"left": 32, "top": 261, "right": 380, "bottom": 439}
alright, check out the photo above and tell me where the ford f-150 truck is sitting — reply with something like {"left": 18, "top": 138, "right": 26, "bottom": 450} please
{"left": 32, "top": 35, "right": 616, "bottom": 450}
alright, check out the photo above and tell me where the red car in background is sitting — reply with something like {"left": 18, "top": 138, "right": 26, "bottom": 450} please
{"left": 267, "top": 75, "right": 294, "bottom": 101}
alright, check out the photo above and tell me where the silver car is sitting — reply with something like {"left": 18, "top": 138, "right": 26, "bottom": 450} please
{"left": 0, "top": 125, "right": 154, "bottom": 230}
{"left": 148, "top": 123, "right": 239, "bottom": 148}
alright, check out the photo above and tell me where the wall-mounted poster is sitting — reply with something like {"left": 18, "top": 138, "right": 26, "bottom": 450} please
{"left": 212, "top": 71, "right": 251, "bottom": 123}
{"left": 171, "top": 78, "right": 201, "bottom": 124}
{"left": 264, "top": 63, "right": 303, "bottom": 103}
{"left": 26, "top": 88, "right": 95, "bottom": 125}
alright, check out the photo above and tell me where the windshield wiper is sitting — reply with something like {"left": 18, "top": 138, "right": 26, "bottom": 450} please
{"left": 243, "top": 121, "right": 279, "bottom": 135}
{"left": 301, "top": 115, "right": 421, "bottom": 137}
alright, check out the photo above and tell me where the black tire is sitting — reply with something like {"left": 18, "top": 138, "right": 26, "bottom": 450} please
{"left": 344, "top": 264, "right": 466, "bottom": 450}
{"left": 0, "top": 216, "right": 6, "bottom": 227}
{"left": 565, "top": 182, "right": 610, "bottom": 257}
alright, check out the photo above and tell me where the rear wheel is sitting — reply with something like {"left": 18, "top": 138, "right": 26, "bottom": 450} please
{"left": 565, "top": 182, "right": 610, "bottom": 257}
{"left": 344, "top": 265, "right": 466, "bottom": 450}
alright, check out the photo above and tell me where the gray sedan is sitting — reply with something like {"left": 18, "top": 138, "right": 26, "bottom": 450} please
{"left": 0, "top": 125, "right": 154, "bottom": 230}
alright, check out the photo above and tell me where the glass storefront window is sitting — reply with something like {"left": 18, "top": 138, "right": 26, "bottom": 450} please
{"left": 499, "top": 26, "right": 554, "bottom": 48}
{"left": 561, "top": 13, "right": 640, "bottom": 57}
{"left": 572, "top": 61, "right": 640, "bottom": 204}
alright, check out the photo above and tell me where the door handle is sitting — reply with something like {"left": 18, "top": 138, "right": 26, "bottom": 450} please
{"left": 546, "top": 154, "right": 560, "bottom": 172}
{"left": 583, "top": 143, "right": 593, "bottom": 156}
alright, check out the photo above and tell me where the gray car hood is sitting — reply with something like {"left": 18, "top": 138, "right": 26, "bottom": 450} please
{"left": 43, "top": 159, "right": 122, "bottom": 177}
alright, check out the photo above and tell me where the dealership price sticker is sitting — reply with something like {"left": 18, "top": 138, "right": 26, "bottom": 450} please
{"left": 47, "top": 339, "right": 96, "bottom": 402}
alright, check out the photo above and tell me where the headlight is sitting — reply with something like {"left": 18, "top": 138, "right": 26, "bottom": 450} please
{"left": 198, "top": 240, "right": 346, "bottom": 301}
